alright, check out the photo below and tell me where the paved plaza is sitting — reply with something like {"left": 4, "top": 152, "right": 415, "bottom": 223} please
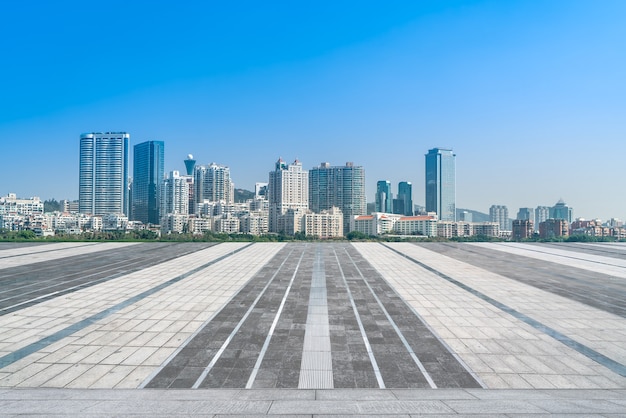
{"left": 0, "top": 241, "right": 625, "bottom": 416}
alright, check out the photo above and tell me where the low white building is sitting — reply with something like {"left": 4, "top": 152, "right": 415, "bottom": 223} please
{"left": 240, "top": 211, "right": 269, "bottom": 235}
{"left": 393, "top": 214, "right": 438, "bottom": 237}
{"left": 303, "top": 207, "right": 343, "bottom": 238}
{"left": 215, "top": 215, "right": 240, "bottom": 234}
{"left": 162, "top": 214, "right": 189, "bottom": 234}
{"left": 352, "top": 213, "right": 402, "bottom": 236}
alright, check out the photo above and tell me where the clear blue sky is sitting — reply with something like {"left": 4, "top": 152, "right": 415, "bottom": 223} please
{"left": 1, "top": 0, "right": 624, "bottom": 220}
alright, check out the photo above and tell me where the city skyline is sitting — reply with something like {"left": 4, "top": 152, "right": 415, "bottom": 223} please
{"left": 1, "top": 1, "right": 624, "bottom": 220}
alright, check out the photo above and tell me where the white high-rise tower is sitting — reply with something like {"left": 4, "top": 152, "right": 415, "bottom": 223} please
{"left": 79, "top": 132, "right": 129, "bottom": 215}
{"left": 268, "top": 158, "right": 308, "bottom": 233}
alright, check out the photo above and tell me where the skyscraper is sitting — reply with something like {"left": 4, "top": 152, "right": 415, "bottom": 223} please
{"left": 268, "top": 158, "right": 308, "bottom": 233}
{"left": 397, "top": 181, "right": 413, "bottom": 216}
{"left": 425, "top": 148, "right": 456, "bottom": 221}
{"left": 375, "top": 180, "right": 392, "bottom": 213}
{"left": 309, "top": 162, "right": 366, "bottom": 233}
{"left": 79, "top": 132, "right": 129, "bottom": 215}
{"left": 132, "top": 140, "right": 164, "bottom": 224}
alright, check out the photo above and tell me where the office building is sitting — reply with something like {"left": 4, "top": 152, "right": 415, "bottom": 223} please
{"left": 425, "top": 148, "right": 456, "bottom": 221}
{"left": 309, "top": 162, "right": 366, "bottom": 234}
{"left": 194, "top": 163, "right": 234, "bottom": 206}
{"left": 79, "top": 132, "right": 129, "bottom": 215}
{"left": 517, "top": 207, "right": 535, "bottom": 225}
{"left": 375, "top": 180, "right": 392, "bottom": 213}
{"left": 395, "top": 181, "right": 413, "bottom": 216}
{"left": 132, "top": 140, "right": 164, "bottom": 225}
{"left": 550, "top": 199, "right": 573, "bottom": 222}
{"left": 268, "top": 158, "right": 308, "bottom": 233}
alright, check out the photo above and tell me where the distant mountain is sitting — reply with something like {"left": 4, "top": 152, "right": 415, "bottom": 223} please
{"left": 234, "top": 188, "right": 255, "bottom": 203}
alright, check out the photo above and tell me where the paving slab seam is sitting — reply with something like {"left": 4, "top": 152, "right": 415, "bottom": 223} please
{"left": 193, "top": 247, "right": 305, "bottom": 389}
{"left": 342, "top": 246, "right": 437, "bottom": 389}
{"left": 491, "top": 242, "right": 626, "bottom": 268}
{"left": 246, "top": 247, "right": 305, "bottom": 388}
{"left": 381, "top": 243, "right": 626, "bottom": 379}
{"left": 0, "top": 243, "right": 253, "bottom": 371}
{"left": 0, "top": 243, "right": 99, "bottom": 260}
{"left": 0, "top": 242, "right": 140, "bottom": 270}
{"left": 332, "top": 248, "right": 385, "bottom": 389}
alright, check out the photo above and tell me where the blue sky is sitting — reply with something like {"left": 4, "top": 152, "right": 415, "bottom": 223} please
{"left": 1, "top": 0, "right": 624, "bottom": 220}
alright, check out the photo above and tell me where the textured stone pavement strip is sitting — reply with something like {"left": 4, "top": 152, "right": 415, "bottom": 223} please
{"left": 144, "top": 243, "right": 478, "bottom": 390}
{"left": 0, "top": 243, "right": 277, "bottom": 388}
{"left": 0, "top": 242, "right": 97, "bottom": 259}
{"left": 353, "top": 242, "right": 626, "bottom": 389}
{"left": 335, "top": 244, "right": 480, "bottom": 389}
{"left": 0, "top": 388, "right": 625, "bottom": 416}
{"left": 417, "top": 242, "right": 626, "bottom": 317}
{"left": 0, "top": 242, "right": 217, "bottom": 314}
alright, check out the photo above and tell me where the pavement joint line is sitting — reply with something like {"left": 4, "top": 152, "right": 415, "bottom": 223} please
{"left": 0, "top": 243, "right": 204, "bottom": 312}
{"left": 193, "top": 246, "right": 305, "bottom": 389}
{"left": 298, "top": 244, "right": 333, "bottom": 389}
{"left": 139, "top": 243, "right": 285, "bottom": 389}
{"left": 245, "top": 246, "right": 304, "bottom": 389}
{"left": 0, "top": 242, "right": 252, "bottom": 370}
{"left": 0, "top": 270, "right": 129, "bottom": 313}
{"left": 343, "top": 246, "right": 437, "bottom": 389}
{"left": 0, "top": 242, "right": 99, "bottom": 260}
{"left": 333, "top": 247, "right": 385, "bottom": 389}
{"left": 382, "top": 243, "right": 626, "bottom": 379}
{"left": 488, "top": 242, "right": 626, "bottom": 269}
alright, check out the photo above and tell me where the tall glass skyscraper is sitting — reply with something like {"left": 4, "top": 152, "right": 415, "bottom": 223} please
{"left": 132, "top": 140, "right": 164, "bottom": 225}
{"left": 79, "top": 132, "right": 129, "bottom": 215}
{"left": 397, "top": 181, "right": 413, "bottom": 216}
{"left": 425, "top": 148, "right": 456, "bottom": 221}
{"left": 309, "top": 162, "right": 366, "bottom": 233}
{"left": 375, "top": 180, "right": 392, "bottom": 213}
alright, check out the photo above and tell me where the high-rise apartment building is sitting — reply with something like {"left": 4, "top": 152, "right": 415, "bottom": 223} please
{"left": 396, "top": 181, "right": 413, "bottom": 216}
{"left": 489, "top": 205, "right": 510, "bottom": 231}
{"left": 535, "top": 206, "right": 550, "bottom": 231}
{"left": 425, "top": 148, "right": 456, "bottom": 221}
{"left": 132, "top": 140, "right": 164, "bottom": 224}
{"left": 79, "top": 132, "right": 129, "bottom": 215}
{"left": 375, "top": 180, "right": 392, "bottom": 213}
{"left": 309, "top": 162, "right": 365, "bottom": 233}
{"left": 268, "top": 158, "right": 308, "bottom": 233}
{"left": 161, "top": 170, "right": 189, "bottom": 217}
{"left": 194, "top": 163, "right": 234, "bottom": 207}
